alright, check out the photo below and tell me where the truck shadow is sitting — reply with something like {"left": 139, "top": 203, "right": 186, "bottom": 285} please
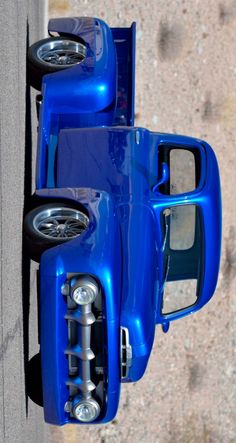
{"left": 22, "top": 21, "right": 43, "bottom": 416}
{"left": 22, "top": 21, "right": 32, "bottom": 416}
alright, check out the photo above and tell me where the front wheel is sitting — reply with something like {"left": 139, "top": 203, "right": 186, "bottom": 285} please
{"left": 23, "top": 203, "right": 89, "bottom": 262}
{"left": 27, "top": 36, "right": 87, "bottom": 90}
{"left": 26, "top": 353, "right": 43, "bottom": 407}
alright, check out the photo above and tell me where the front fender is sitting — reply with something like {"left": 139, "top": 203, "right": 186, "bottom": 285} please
{"left": 39, "top": 189, "right": 122, "bottom": 424}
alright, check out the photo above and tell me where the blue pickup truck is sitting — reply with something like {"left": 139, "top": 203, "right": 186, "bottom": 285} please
{"left": 24, "top": 17, "right": 221, "bottom": 425}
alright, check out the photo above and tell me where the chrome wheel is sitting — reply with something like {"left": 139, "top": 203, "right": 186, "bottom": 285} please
{"left": 33, "top": 207, "right": 89, "bottom": 240}
{"left": 37, "top": 39, "right": 86, "bottom": 67}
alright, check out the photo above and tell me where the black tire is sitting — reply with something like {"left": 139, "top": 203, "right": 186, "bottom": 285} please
{"left": 27, "top": 36, "right": 86, "bottom": 90}
{"left": 26, "top": 353, "right": 43, "bottom": 407}
{"left": 23, "top": 203, "right": 89, "bottom": 262}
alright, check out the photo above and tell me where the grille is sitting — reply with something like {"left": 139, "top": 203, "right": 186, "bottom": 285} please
{"left": 63, "top": 276, "right": 105, "bottom": 420}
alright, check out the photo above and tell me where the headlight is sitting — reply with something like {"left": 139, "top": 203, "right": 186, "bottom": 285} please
{"left": 72, "top": 397, "right": 101, "bottom": 422}
{"left": 71, "top": 276, "right": 99, "bottom": 305}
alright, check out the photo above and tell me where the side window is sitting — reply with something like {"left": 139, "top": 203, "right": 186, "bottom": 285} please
{"left": 169, "top": 205, "right": 195, "bottom": 250}
{"left": 161, "top": 204, "right": 203, "bottom": 315}
{"left": 158, "top": 146, "right": 201, "bottom": 195}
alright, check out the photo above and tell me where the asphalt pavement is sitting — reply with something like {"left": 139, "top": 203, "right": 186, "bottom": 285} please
{"left": 0, "top": 2, "right": 49, "bottom": 442}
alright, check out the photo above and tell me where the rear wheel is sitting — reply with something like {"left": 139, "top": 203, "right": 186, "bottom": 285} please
{"left": 23, "top": 203, "right": 89, "bottom": 262}
{"left": 27, "top": 36, "right": 87, "bottom": 90}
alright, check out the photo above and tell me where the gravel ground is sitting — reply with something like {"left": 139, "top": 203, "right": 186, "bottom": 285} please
{"left": 46, "top": 1, "right": 236, "bottom": 442}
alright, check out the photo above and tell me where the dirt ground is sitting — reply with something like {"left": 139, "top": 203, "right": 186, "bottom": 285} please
{"left": 47, "top": 1, "right": 236, "bottom": 442}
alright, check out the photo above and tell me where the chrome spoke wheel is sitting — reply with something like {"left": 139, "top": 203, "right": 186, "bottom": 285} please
{"left": 33, "top": 207, "right": 89, "bottom": 240}
{"left": 37, "top": 39, "right": 86, "bottom": 67}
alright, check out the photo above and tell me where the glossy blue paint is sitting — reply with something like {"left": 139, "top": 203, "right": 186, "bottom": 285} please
{"left": 151, "top": 136, "right": 222, "bottom": 323}
{"left": 32, "top": 16, "right": 221, "bottom": 426}
{"left": 36, "top": 17, "right": 117, "bottom": 189}
{"left": 39, "top": 189, "right": 121, "bottom": 424}
{"left": 46, "top": 17, "right": 117, "bottom": 114}
{"left": 36, "top": 17, "right": 135, "bottom": 189}
{"left": 37, "top": 128, "right": 221, "bottom": 422}
{"left": 152, "top": 162, "right": 169, "bottom": 192}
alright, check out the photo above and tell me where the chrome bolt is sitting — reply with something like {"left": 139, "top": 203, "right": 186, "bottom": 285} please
{"left": 64, "top": 401, "right": 72, "bottom": 413}
{"left": 61, "top": 283, "right": 70, "bottom": 296}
